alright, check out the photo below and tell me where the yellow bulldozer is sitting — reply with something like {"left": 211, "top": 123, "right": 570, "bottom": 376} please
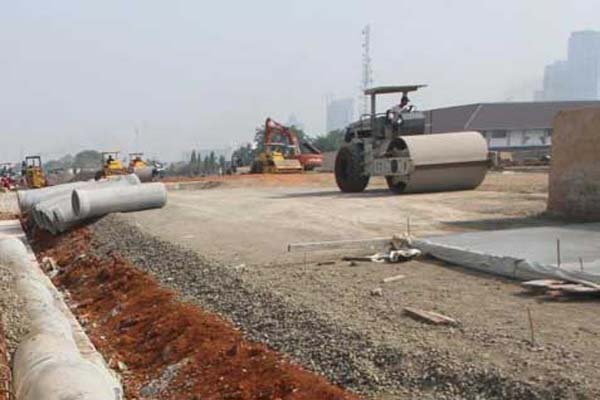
{"left": 23, "top": 156, "right": 47, "bottom": 188}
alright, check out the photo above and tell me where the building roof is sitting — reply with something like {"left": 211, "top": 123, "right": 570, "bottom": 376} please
{"left": 365, "top": 85, "right": 426, "bottom": 95}
{"left": 427, "top": 101, "right": 600, "bottom": 132}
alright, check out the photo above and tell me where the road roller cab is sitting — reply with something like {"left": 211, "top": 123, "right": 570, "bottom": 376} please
{"left": 335, "top": 85, "right": 489, "bottom": 194}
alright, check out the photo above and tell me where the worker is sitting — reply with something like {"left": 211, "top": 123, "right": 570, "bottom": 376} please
{"left": 387, "top": 94, "right": 411, "bottom": 124}
{"left": 106, "top": 154, "right": 114, "bottom": 166}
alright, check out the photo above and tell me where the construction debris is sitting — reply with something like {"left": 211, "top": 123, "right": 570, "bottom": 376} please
{"left": 521, "top": 279, "right": 600, "bottom": 298}
{"left": 343, "top": 248, "right": 421, "bottom": 264}
{"left": 403, "top": 307, "right": 458, "bottom": 326}
{"left": 382, "top": 274, "right": 406, "bottom": 284}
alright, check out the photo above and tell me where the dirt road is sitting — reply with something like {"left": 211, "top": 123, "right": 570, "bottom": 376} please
{"left": 107, "top": 171, "right": 600, "bottom": 399}
{"left": 123, "top": 172, "right": 548, "bottom": 264}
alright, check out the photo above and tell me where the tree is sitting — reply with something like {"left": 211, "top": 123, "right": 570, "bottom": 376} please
{"left": 311, "top": 130, "right": 344, "bottom": 152}
{"left": 208, "top": 151, "right": 216, "bottom": 174}
{"left": 203, "top": 155, "right": 210, "bottom": 175}
{"left": 44, "top": 154, "right": 74, "bottom": 171}
{"left": 190, "top": 150, "right": 198, "bottom": 176}
{"left": 73, "top": 150, "right": 102, "bottom": 170}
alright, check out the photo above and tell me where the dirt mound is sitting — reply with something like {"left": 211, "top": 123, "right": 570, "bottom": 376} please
{"left": 36, "top": 229, "right": 360, "bottom": 400}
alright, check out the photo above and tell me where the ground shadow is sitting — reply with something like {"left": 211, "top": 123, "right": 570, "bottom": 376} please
{"left": 269, "top": 188, "right": 397, "bottom": 199}
{"left": 439, "top": 213, "right": 570, "bottom": 232}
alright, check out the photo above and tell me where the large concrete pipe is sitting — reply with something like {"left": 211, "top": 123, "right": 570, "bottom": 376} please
{"left": 391, "top": 131, "right": 489, "bottom": 193}
{"left": 17, "top": 181, "right": 90, "bottom": 213}
{"left": 51, "top": 174, "right": 142, "bottom": 233}
{"left": 72, "top": 182, "right": 167, "bottom": 219}
{"left": 0, "top": 238, "right": 122, "bottom": 400}
{"left": 30, "top": 174, "right": 142, "bottom": 234}
{"left": 131, "top": 166, "right": 155, "bottom": 182}
{"left": 20, "top": 174, "right": 141, "bottom": 214}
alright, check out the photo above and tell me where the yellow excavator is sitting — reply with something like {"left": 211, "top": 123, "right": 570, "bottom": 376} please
{"left": 23, "top": 156, "right": 47, "bottom": 188}
{"left": 250, "top": 118, "right": 305, "bottom": 174}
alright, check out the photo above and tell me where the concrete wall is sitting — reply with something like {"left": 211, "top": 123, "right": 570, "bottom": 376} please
{"left": 548, "top": 107, "right": 600, "bottom": 220}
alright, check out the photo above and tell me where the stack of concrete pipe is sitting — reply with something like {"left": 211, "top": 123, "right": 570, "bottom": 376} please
{"left": 0, "top": 238, "right": 122, "bottom": 400}
{"left": 17, "top": 175, "right": 167, "bottom": 234}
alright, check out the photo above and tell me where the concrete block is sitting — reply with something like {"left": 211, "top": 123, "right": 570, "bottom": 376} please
{"left": 548, "top": 107, "right": 600, "bottom": 220}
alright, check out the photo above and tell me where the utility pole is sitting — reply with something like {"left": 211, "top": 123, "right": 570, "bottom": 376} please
{"left": 361, "top": 24, "right": 373, "bottom": 116}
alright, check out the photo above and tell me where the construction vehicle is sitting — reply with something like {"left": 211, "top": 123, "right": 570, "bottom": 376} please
{"left": 128, "top": 152, "right": 147, "bottom": 170}
{"left": 23, "top": 156, "right": 47, "bottom": 189}
{"left": 0, "top": 163, "right": 16, "bottom": 191}
{"left": 127, "top": 152, "right": 156, "bottom": 182}
{"left": 335, "top": 85, "right": 489, "bottom": 194}
{"left": 251, "top": 118, "right": 323, "bottom": 173}
{"left": 95, "top": 151, "right": 128, "bottom": 180}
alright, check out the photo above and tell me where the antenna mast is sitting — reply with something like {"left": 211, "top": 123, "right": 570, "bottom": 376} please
{"left": 361, "top": 25, "right": 373, "bottom": 115}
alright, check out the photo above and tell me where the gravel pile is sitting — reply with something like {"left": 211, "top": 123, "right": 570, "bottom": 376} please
{"left": 90, "top": 215, "right": 588, "bottom": 399}
{"left": 0, "top": 264, "right": 30, "bottom": 355}
{"left": 0, "top": 193, "right": 30, "bottom": 354}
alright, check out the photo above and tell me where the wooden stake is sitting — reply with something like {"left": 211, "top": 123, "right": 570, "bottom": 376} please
{"left": 579, "top": 257, "right": 584, "bottom": 272}
{"left": 556, "top": 238, "right": 561, "bottom": 268}
{"left": 382, "top": 274, "right": 406, "bottom": 284}
{"left": 527, "top": 307, "right": 536, "bottom": 346}
{"left": 406, "top": 216, "right": 411, "bottom": 236}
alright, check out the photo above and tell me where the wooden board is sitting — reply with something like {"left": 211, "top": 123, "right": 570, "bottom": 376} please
{"left": 288, "top": 237, "right": 393, "bottom": 253}
{"left": 403, "top": 307, "right": 457, "bottom": 326}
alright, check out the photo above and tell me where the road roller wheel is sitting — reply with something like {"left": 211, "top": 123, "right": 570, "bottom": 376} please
{"left": 385, "top": 176, "right": 407, "bottom": 194}
{"left": 335, "top": 145, "right": 369, "bottom": 193}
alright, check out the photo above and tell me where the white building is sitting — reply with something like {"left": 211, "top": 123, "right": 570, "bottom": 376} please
{"left": 425, "top": 101, "right": 600, "bottom": 153}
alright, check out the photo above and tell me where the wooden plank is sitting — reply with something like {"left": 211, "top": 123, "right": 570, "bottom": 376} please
{"left": 382, "top": 274, "right": 405, "bottom": 284}
{"left": 556, "top": 285, "right": 600, "bottom": 294}
{"left": 523, "top": 279, "right": 600, "bottom": 293}
{"left": 403, "top": 307, "right": 457, "bottom": 326}
{"left": 522, "top": 279, "right": 566, "bottom": 291}
{"left": 288, "top": 237, "right": 393, "bottom": 253}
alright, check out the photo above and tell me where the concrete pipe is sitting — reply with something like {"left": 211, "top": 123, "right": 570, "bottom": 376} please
{"left": 0, "top": 238, "right": 122, "bottom": 400}
{"left": 72, "top": 182, "right": 167, "bottom": 219}
{"left": 132, "top": 166, "right": 155, "bottom": 182}
{"left": 390, "top": 131, "right": 489, "bottom": 193}
{"left": 17, "top": 181, "right": 90, "bottom": 213}
{"left": 19, "top": 174, "right": 141, "bottom": 214}
{"left": 31, "top": 174, "right": 142, "bottom": 234}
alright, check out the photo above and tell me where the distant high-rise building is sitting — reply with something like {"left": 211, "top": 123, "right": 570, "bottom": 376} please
{"left": 286, "top": 114, "right": 305, "bottom": 131}
{"left": 536, "top": 30, "right": 600, "bottom": 101}
{"left": 326, "top": 98, "right": 354, "bottom": 133}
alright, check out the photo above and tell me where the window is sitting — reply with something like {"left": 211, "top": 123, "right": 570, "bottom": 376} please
{"left": 491, "top": 130, "right": 507, "bottom": 138}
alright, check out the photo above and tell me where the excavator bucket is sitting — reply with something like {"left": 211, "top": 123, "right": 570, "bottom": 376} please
{"left": 271, "top": 159, "right": 303, "bottom": 173}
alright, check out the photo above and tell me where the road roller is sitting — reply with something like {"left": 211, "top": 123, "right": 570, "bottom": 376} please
{"left": 334, "top": 85, "right": 489, "bottom": 194}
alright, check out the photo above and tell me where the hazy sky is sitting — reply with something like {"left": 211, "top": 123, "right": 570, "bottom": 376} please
{"left": 1, "top": 0, "right": 599, "bottom": 162}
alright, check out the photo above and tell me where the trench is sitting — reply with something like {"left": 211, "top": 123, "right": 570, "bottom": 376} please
{"left": 31, "top": 227, "right": 359, "bottom": 400}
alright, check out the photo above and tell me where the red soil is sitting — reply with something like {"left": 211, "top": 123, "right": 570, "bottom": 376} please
{"left": 34, "top": 229, "right": 361, "bottom": 400}
{"left": 0, "top": 212, "right": 17, "bottom": 221}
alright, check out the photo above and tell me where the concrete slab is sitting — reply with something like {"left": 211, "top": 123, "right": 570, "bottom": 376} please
{"left": 414, "top": 223, "right": 600, "bottom": 282}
